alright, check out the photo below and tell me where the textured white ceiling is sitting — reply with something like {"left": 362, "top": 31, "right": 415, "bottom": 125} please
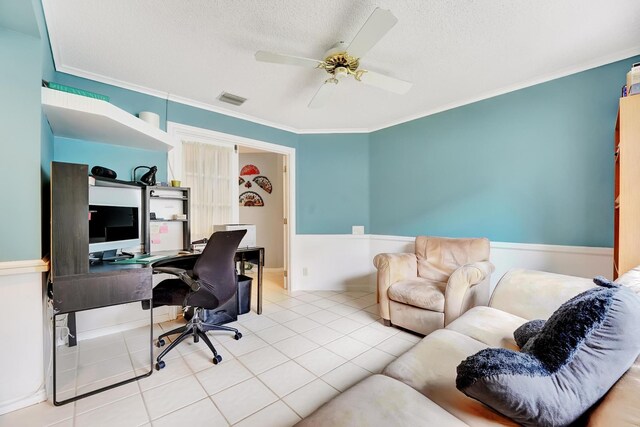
{"left": 43, "top": 0, "right": 640, "bottom": 132}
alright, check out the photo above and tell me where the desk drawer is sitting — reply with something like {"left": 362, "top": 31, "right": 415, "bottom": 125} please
{"left": 53, "top": 269, "right": 152, "bottom": 314}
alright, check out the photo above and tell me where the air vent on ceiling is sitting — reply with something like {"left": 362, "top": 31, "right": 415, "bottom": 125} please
{"left": 218, "top": 92, "right": 247, "bottom": 106}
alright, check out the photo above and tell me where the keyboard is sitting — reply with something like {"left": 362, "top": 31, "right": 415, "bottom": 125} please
{"left": 138, "top": 254, "right": 169, "bottom": 262}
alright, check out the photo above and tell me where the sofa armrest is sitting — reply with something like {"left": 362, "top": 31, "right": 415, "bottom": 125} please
{"left": 373, "top": 253, "right": 418, "bottom": 320}
{"left": 489, "top": 269, "right": 595, "bottom": 320}
{"left": 444, "top": 261, "right": 494, "bottom": 325}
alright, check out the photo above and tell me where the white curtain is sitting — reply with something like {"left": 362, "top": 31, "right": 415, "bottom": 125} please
{"left": 182, "top": 140, "right": 234, "bottom": 241}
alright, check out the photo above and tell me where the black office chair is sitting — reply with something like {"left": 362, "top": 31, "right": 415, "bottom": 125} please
{"left": 148, "top": 230, "right": 246, "bottom": 370}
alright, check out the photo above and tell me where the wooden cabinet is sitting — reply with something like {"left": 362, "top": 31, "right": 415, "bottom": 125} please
{"left": 51, "top": 162, "right": 90, "bottom": 279}
{"left": 614, "top": 95, "right": 640, "bottom": 278}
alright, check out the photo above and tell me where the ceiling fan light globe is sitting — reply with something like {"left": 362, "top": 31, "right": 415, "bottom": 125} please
{"left": 335, "top": 67, "right": 348, "bottom": 78}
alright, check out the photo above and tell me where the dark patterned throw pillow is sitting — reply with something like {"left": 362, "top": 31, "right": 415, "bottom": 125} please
{"left": 456, "top": 278, "right": 640, "bottom": 427}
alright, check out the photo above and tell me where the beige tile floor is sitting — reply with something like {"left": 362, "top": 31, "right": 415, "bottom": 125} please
{"left": 0, "top": 271, "right": 421, "bottom": 427}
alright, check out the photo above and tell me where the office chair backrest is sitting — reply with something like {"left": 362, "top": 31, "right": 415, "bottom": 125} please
{"left": 193, "top": 230, "right": 246, "bottom": 305}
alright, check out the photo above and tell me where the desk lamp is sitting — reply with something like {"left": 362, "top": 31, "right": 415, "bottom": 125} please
{"left": 133, "top": 166, "right": 157, "bottom": 186}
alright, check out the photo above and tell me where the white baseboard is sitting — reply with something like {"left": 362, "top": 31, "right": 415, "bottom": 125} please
{"left": 0, "top": 388, "right": 46, "bottom": 416}
{"left": 293, "top": 234, "right": 613, "bottom": 293}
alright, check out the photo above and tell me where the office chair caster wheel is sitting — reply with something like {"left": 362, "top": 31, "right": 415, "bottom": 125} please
{"left": 155, "top": 360, "right": 166, "bottom": 370}
{"left": 156, "top": 339, "right": 165, "bottom": 348}
{"left": 234, "top": 332, "right": 242, "bottom": 340}
{"left": 213, "top": 355, "right": 222, "bottom": 365}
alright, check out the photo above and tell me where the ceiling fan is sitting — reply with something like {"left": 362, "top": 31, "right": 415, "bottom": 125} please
{"left": 255, "top": 8, "right": 412, "bottom": 108}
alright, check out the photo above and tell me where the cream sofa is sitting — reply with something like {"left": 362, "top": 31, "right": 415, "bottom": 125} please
{"left": 374, "top": 236, "right": 494, "bottom": 335}
{"left": 297, "top": 268, "right": 640, "bottom": 426}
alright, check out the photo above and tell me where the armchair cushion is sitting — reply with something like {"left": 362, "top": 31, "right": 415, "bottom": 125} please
{"left": 455, "top": 279, "right": 640, "bottom": 427}
{"left": 388, "top": 279, "right": 446, "bottom": 312}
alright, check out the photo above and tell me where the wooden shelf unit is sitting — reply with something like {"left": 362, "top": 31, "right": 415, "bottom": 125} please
{"left": 613, "top": 95, "right": 640, "bottom": 278}
{"left": 144, "top": 186, "right": 191, "bottom": 252}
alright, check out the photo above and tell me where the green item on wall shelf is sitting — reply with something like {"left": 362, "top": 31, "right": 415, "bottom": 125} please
{"left": 48, "top": 82, "right": 110, "bottom": 102}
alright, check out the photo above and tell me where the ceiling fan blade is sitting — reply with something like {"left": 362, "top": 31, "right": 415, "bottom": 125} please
{"left": 308, "top": 81, "right": 339, "bottom": 109}
{"left": 255, "top": 50, "right": 322, "bottom": 68}
{"left": 359, "top": 70, "right": 412, "bottom": 94}
{"left": 347, "top": 8, "right": 398, "bottom": 59}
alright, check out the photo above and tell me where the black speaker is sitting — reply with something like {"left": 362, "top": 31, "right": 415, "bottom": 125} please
{"left": 91, "top": 166, "right": 117, "bottom": 179}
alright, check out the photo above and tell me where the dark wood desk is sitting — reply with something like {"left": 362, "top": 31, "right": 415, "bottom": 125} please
{"left": 49, "top": 262, "right": 154, "bottom": 405}
{"left": 51, "top": 246, "right": 264, "bottom": 405}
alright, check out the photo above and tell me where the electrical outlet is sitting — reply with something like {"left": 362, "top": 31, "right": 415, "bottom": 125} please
{"left": 303, "top": 267, "right": 308, "bottom": 276}
{"left": 352, "top": 225, "right": 365, "bottom": 235}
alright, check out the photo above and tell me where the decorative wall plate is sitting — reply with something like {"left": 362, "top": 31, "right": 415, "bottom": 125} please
{"left": 240, "top": 164, "right": 260, "bottom": 176}
{"left": 252, "top": 176, "right": 273, "bottom": 194}
{"left": 239, "top": 191, "right": 264, "bottom": 206}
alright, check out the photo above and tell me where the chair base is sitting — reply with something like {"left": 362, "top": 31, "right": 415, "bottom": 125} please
{"left": 155, "top": 308, "right": 242, "bottom": 370}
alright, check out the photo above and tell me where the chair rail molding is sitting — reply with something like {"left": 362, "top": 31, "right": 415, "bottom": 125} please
{"left": 0, "top": 258, "right": 49, "bottom": 276}
{"left": 295, "top": 234, "right": 613, "bottom": 292}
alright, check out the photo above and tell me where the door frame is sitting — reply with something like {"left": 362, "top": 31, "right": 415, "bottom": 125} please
{"left": 166, "top": 122, "right": 297, "bottom": 293}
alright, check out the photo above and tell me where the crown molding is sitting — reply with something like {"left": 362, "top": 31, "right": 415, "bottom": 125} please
{"left": 51, "top": 46, "right": 640, "bottom": 135}
{"left": 367, "top": 46, "right": 640, "bottom": 132}
{"left": 167, "top": 93, "right": 301, "bottom": 134}
{"left": 56, "top": 64, "right": 171, "bottom": 99}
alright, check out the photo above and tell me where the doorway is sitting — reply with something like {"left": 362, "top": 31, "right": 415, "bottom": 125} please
{"left": 166, "top": 122, "right": 295, "bottom": 294}
{"left": 237, "top": 147, "right": 287, "bottom": 291}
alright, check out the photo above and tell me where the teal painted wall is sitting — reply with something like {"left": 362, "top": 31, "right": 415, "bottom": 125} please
{"left": 49, "top": 71, "right": 369, "bottom": 235}
{"left": 168, "top": 101, "right": 298, "bottom": 148}
{"left": 14, "top": 0, "right": 632, "bottom": 249}
{"left": 53, "top": 137, "right": 168, "bottom": 183}
{"left": 0, "top": 27, "right": 42, "bottom": 261}
{"left": 51, "top": 72, "right": 299, "bottom": 149}
{"left": 297, "top": 133, "right": 370, "bottom": 234}
{"left": 370, "top": 57, "right": 637, "bottom": 247}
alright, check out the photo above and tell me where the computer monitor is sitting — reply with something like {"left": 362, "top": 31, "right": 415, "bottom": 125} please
{"left": 88, "top": 205, "right": 140, "bottom": 253}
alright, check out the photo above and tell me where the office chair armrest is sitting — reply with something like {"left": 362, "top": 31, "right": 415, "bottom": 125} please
{"left": 153, "top": 267, "right": 201, "bottom": 292}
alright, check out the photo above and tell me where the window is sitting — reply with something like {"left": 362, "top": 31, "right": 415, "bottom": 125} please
{"left": 182, "top": 140, "right": 235, "bottom": 240}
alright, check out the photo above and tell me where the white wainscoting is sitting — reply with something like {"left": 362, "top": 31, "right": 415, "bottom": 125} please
{"left": 294, "top": 234, "right": 614, "bottom": 293}
{"left": 0, "top": 261, "right": 48, "bottom": 415}
{"left": 295, "top": 234, "right": 374, "bottom": 292}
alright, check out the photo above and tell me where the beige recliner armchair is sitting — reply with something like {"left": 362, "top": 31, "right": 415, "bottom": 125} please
{"left": 373, "top": 236, "right": 494, "bottom": 335}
